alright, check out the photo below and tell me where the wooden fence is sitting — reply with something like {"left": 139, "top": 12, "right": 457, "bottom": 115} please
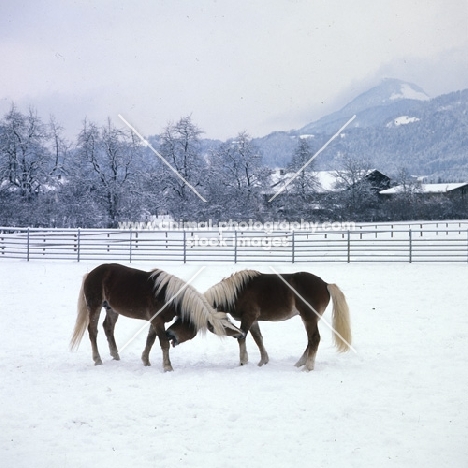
{"left": 1, "top": 222, "right": 468, "bottom": 263}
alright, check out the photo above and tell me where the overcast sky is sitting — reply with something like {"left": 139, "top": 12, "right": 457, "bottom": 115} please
{"left": 1, "top": 0, "right": 467, "bottom": 141}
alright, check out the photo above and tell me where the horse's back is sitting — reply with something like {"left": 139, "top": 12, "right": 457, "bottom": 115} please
{"left": 290, "top": 271, "right": 328, "bottom": 292}
{"left": 230, "top": 273, "right": 295, "bottom": 320}
{"left": 234, "top": 272, "right": 330, "bottom": 320}
{"left": 84, "top": 263, "right": 153, "bottom": 310}
{"left": 248, "top": 272, "right": 328, "bottom": 295}
{"left": 290, "top": 272, "right": 330, "bottom": 310}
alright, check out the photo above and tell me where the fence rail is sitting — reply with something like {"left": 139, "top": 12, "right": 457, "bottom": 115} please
{"left": 1, "top": 222, "right": 468, "bottom": 263}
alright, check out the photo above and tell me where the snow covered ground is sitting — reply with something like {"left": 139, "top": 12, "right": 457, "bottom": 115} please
{"left": 1, "top": 260, "right": 467, "bottom": 467}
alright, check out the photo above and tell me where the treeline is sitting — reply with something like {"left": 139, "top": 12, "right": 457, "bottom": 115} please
{"left": 0, "top": 105, "right": 466, "bottom": 228}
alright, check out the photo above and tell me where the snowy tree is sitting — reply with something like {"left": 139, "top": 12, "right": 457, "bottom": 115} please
{"left": 288, "top": 138, "right": 320, "bottom": 199}
{"left": 395, "top": 167, "right": 422, "bottom": 195}
{"left": 275, "top": 137, "right": 322, "bottom": 218}
{"left": 48, "top": 116, "right": 70, "bottom": 180}
{"left": 158, "top": 116, "right": 207, "bottom": 219}
{"left": 75, "top": 118, "right": 144, "bottom": 227}
{"left": 0, "top": 105, "right": 51, "bottom": 198}
{"left": 333, "top": 154, "right": 378, "bottom": 220}
{"left": 382, "top": 167, "right": 423, "bottom": 220}
{"left": 207, "top": 131, "right": 268, "bottom": 219}
{"left": 0, "top": 105, "right": 74, "bottom": 226}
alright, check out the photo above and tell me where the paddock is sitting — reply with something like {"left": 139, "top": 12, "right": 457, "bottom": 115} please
{"left": 1, "top": 261, "right": 467, "bottom": 467}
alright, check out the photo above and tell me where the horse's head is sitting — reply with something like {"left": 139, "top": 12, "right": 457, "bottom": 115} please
{"left": 166, "top": 315, "right": 244, "bottom": 347}
{"left": 165, "top": 319, "right": 197, "bottom": 347}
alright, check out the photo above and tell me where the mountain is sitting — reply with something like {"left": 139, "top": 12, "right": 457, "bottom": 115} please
{"left": 299, "top": 78, "right": 429, "bottom": 134}
{"left": 252, "top": 79, "right": 468, "bottom": 180}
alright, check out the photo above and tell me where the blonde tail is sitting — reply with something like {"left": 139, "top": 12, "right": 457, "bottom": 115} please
{"left": 327, "top": 283, "right": 352, "bottom": 352}
{"left": 70, "top": 274, "right": 89, "bottom": 351}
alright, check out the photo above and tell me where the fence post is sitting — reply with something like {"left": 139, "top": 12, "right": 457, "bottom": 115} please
{"left": 291, "top": 231, "right": 295, "bottom": 263}
{"left": 129, "top": 230, "right": 132, "bottom": 263}
{"left": 183, "top": 231, "right": 186, "bottom": 263}
{"left": 27, "top": 228, "right": 30, "bottom": 262}
{"left": 77, "top": 228, "right": 81, "bottom": 262}
{"left": 234, "top": 231, "right": 237, "bottom": 263}
{"left": 347, "top": 230, "right": 351, "bottom": 263}
{"left": 409, "top": 229, "right": 412, "bottom": 263}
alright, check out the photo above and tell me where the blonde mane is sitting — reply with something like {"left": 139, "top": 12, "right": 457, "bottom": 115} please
{"left": 150, "top": 269, "right": 239, "bottom": 336}
{"left": 204, "top": 269, "right": 262, "bottom": 310}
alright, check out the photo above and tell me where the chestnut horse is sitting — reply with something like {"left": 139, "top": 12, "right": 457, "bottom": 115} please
{"left": 202, "top": 270, "right": 352, "bottom": 371}
{"left": 70, "top": 263, "right": 243, "bottom": 371}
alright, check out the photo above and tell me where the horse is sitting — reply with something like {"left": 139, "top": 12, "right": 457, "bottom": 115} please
{"left": 70, "top": 263, "right": 244, "bottom": 371}
{"left": 201, "top": 269, "right": 352, "bottom": 371}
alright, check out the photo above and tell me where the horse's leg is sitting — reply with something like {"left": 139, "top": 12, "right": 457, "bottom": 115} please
{"left": 141, "top": 325, "right": 157, "bottom": 367}
{"left": 102, "top": 308, "right": 120, "bottom": 361}
{"left": 238, "top": 335, "right": 248, "bottom": 366}
{"left": 88, "top": 307, "right": 103, "bottom": 365}
{"left": 301, "top": 320, "right": 321, "bottom": 371}
{"left": 249, "top": 321, "right": 269, "bottom": 366}
{"left": 152, "top": 321, "right": 173, "bottom": 372}
{"left": 237, "top": 317, "right": 255, "bottom": 366}
{"left": 294, "top": 350, "right": 308, "bottom": 368}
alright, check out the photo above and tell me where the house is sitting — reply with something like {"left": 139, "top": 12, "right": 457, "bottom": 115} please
{"left": 269, "top": 168, "right": 391, "bottom": 196}
{"left": 359, "top": 169, "right": 391, "bottom": 193}
{"left": 380, "top": 182, "right": 468, "bottom": 201}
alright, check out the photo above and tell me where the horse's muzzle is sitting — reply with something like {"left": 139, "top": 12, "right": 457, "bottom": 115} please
{"left": 165, "top": 330, "right": 179, "bottom": 347}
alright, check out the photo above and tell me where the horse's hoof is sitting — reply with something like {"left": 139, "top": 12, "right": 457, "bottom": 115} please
{"left": 141, "top": 353, "right": 150, "bottom": 366}
{"left": 94, "top": 360, "right": 102, "bottom": 366}
{"left": 258, "top": 355, "right": 269, "bottom": 366}
{"left": 164, "top": 366, "right": 174, "bottom": 372}
{"left": 112, "top": 356, "right": 120, "bottom": 361}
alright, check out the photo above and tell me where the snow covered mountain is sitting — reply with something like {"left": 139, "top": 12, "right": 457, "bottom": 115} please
{"left": 252, "top": 80, "right": 468, "bottom": 180}
{"left": 298, "top": 78, "right": 430, "bottom": 134}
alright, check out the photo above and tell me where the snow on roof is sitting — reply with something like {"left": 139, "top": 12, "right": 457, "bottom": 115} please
{"left": 381, "top": 182, "right": 468, "bottom": 195}
{"left": 270, "top": 169, "right": 338, "bottom": 193}
{"left": 422, "top": 183, "right": 468, "bottom": 193}
{"left": 315, "top": 171, "right": 338, "bottom": 192}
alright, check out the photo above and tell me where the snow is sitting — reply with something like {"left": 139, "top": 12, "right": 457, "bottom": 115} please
{"left": 1, "top": 260, "right": 467, "bottom": 467}
{"left": 315, "top": 170, "right": 339, "bottom": 192}
{"left": 270, "top": 169, "right": 338, "bottom": 193}
{"left": 386, "top": 116, "right": 420, "bottom": 127}
{"left": 389, "top": 84, "right": 429, "bottom": 102}
{"left": 420, "top": 183, "right": 467, "bottom": 193}
{"left": 381, "top": 182, "right": 468, "bottom": 194}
